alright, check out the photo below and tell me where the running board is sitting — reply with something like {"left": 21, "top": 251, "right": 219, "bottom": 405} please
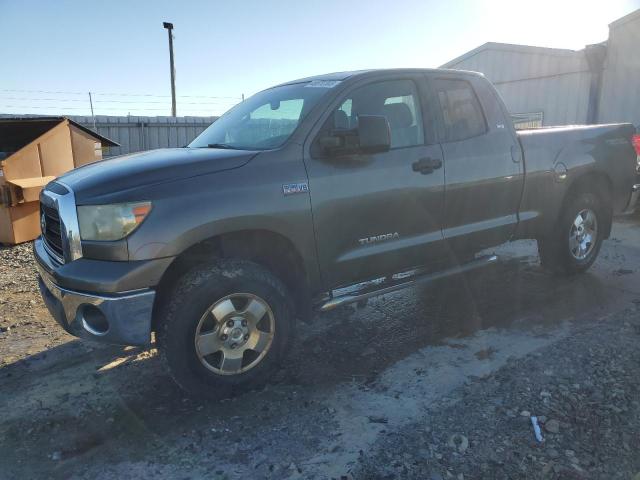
{"left": 318, "top": 255, "right": 498, "bottom": 312}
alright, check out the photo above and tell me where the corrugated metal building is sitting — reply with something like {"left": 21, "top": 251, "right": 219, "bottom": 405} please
{"left": 598, "top": 10, "right": 640, "bottom": 125}
{"left": 0, "top": 114, "right": 218, "bottom": 157}
{"left": 68, "top": 115, "right": 217, "bottom": 157}
{"left": 441, "top": 9, "right": 640, "bottom": 129}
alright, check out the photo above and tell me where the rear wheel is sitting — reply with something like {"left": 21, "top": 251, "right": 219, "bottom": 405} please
{"left": 156, "top": 259, "right": 294, "bottom": 397}
{"left": 538, "top": 191, "right": 607, "bottom": 275}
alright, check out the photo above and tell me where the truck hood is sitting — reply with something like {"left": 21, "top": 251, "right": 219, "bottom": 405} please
{"left": 56, "top": 147, "right": 257, "bottom": 202}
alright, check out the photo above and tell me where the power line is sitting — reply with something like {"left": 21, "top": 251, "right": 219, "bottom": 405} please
{"left": 0, "top": 89, "right": 85, "bottom": 96}
{"left": 0, "top": 95, "right": 238, "bottom": 106}
{"left": 0, "top": 96, "right": 88, "bottom": 103}
{"left": 94, "top": 99, "right": 237, "bottom": 106}
{"left": 0, "top": 88, "right": 241, "bottom": 100}
{"left": 0, "top": 104, "right": 223, "bottom": 112}
{"left": 97, "top": 92, "right": 240, "bottom": 100}
{"left": 0, "top": 104, "right": 164, "bottom": 111}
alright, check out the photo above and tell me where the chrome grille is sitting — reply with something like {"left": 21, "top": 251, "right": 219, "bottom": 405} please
{"left": 40, "top": 182, "right": 83, "bottom": 264}
{"left": 41, "top": 203, "right": 64, "bottom": 261}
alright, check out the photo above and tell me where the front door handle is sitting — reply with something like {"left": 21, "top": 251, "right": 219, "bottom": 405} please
{"left": 412, "top": 157, "right": 442, "bottom": 174}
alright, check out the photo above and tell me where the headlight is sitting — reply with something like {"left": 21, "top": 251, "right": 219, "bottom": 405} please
{"left": 77, "top": 202, "right": 152, "bottom": 241}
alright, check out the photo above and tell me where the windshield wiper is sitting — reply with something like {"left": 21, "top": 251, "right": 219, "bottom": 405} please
{"left": 207, "top": 143, "right": 237, "bottom": 149}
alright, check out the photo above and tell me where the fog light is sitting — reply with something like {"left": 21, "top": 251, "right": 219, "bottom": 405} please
{"left": 80, "top": 304, "right": 109, "bottom": 335}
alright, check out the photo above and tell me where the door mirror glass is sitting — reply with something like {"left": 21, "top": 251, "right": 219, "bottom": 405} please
{"left": 357, "top": 115, "right": 391, "bottom": 154}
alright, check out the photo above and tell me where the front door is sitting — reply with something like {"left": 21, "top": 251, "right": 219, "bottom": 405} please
{"left": 304, "top": 77, "right": 446, "bottom": 289}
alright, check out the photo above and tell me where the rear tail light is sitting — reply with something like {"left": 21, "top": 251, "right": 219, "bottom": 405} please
{"left": 632, "top": 134, "right": 640, "bottom": 156}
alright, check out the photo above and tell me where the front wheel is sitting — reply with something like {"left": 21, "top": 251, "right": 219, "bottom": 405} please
{"left": 538, "top": 191, "right": 607, "bottom": 275}
{"left": 156, "top": 259, "right": 294, "bottom": 397}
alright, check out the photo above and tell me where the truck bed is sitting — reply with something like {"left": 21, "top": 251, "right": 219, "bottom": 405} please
{"left": 515, "top": 122, "right": 638, "bottom": 237}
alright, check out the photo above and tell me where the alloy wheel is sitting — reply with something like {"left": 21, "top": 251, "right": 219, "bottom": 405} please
{"left": 569, "top": 209, "right": 598, "bottom": 260}
{"left": 194, "top": 293, "right": 275, "bottom": 375}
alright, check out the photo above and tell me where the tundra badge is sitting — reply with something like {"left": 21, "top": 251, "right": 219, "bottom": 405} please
{"left": 359, "top": 232, "right": 400, "bottom": 246}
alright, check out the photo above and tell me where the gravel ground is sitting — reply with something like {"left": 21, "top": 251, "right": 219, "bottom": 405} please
{"left": 0, "top": 243, "right": 71, "bottom": 366}
{"left": 355, "top": 307, "right": 640, "bottom": 479}
{"left": 1, "top": 216, "right": 639, "bottom": 479}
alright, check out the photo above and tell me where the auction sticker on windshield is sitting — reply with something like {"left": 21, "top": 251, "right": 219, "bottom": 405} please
{"left": 305, "top": 80, "right": 341, "bottom": 88}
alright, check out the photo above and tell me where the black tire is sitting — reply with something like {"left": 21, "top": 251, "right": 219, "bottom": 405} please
{"left": 538, "top": 191, "right": 607, "bottom": 275}
{"left": 156, "top": 258, "right": 294, "bottom": 398}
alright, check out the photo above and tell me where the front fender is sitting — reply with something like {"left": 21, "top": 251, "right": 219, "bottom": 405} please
{"left": 124, "top": 146, "right": 322, "bottom": 292}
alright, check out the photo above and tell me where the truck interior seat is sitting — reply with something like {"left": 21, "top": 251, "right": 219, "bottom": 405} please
{"left": 382, "top": 102, "right": 418, "bottom": 148}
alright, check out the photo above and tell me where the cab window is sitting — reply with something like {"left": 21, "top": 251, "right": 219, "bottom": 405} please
{"left": 433, "top": 78, "right": 487, "bottom": 142}
{"left": 327, "top": 79, "right": 425, "bottom": 150}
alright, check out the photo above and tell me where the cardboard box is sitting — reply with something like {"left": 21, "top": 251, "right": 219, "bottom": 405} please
{"left": 0, "top": 117, "right": 118, "bottom": 244}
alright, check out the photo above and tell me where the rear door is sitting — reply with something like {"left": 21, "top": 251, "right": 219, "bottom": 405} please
{"left": 304, "top": 76, "right": 446, "bottom": 289}
{"left": 428, "top": 74, "right": 524, "bottom": 257}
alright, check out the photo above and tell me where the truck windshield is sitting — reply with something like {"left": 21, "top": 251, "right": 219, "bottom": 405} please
{"left": 189, "top": 82, "right": 333, "bottom": 150}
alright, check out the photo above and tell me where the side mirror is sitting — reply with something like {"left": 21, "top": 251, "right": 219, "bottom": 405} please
{"left": 357, "top": 115, "right": 391, "bottom": 154}
{"left": 319, "top": 114, "right": 391, "bottom": 156}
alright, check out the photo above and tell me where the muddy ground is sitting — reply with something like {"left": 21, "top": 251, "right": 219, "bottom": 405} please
{"left": 1, "top": 216, "right": 640, "bottom": 480}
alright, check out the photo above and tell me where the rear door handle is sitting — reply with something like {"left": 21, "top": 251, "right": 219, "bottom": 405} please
{"left": 412, "top": 157, "right": 442, "bottom": 174}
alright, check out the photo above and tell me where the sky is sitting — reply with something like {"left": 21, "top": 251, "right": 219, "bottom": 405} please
{"left": 1, "top": 0, "right": 638, "bottom": 117}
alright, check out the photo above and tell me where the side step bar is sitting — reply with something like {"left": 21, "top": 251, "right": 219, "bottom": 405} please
{"left": 318, "top": 255, "right": 498, "bottom": 312}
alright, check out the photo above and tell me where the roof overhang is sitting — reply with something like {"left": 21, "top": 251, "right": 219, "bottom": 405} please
{"left": 441, "top": 42, "right": 584, "bottom": 68}
{"left": 0, "top": 116, "right": 119, "bottom": 149}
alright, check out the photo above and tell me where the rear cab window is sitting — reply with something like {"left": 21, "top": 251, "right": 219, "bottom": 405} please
{"left": 433, "top": 78, "right": 487, "bottom": 143}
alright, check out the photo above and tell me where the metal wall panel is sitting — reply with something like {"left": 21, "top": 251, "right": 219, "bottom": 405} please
{"left": 598, "top": 11, "right": 640, "bottom": 126}
{"left": 68, "top": 115, "right": 217, "bottom": 157}
{"left": 494, "top": 71, "right": 591, "bottom": 125}
{"left": 443, "top": 9, "right": 640, "bottom": 129}
{"left": 443, "top": 44, "right": 592, "bottom": 126}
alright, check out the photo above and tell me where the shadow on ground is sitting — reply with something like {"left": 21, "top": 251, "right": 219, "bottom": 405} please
{"left": 3, "top": 252, "right": 612, "bottom": 406}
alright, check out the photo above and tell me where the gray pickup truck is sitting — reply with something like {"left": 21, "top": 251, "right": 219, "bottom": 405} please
{"left": 35, "top": 69, "right": 640, "bottom": 395}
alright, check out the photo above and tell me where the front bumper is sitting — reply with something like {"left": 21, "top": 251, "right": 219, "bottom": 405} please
{"left": 34, "top": 239, "right": 158, "bottom": 346}
{"left": 623, "top": 184, "right": 640, "bottom": 214}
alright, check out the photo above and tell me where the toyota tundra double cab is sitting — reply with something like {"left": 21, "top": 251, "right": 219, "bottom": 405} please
{"left": 35, "top": 69, "right": 640, "bottom": 395}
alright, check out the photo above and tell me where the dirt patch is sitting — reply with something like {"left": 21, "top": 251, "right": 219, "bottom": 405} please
{"left": 474, "top": 347, "right": 497, "bottom": 360}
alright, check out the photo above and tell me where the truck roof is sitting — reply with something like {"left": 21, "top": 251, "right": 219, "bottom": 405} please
{"left": 278, "top": 68, "right": 484, "bottom": 87}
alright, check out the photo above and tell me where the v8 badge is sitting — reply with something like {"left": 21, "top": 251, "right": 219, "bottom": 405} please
{"left": 282, "top": 182, "right": 309, "bottom": 196}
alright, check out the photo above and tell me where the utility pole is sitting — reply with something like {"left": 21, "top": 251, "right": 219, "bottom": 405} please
{"left": 163, "top": 22, "right": 177, "bottom": 117}
{"left": 88, "top": 92, "right": 97, "bottom": 131}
